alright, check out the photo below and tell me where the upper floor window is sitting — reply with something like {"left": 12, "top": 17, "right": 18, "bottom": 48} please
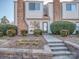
{"left": 66, "top": 4, "right": 76, "bottom": 11}
{"left": 29, "top": 3, "right": 40, "bottom": 10}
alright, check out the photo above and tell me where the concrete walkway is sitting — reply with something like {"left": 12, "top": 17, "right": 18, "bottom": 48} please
{"left": 43, "top": 35, "right": 73, "bottom": 59}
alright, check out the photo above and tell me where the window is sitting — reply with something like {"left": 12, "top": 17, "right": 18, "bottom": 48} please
{"left": 66, "top": 4, "right": 76, "bottom": 11}
{"left": 29, "top": 3, "right": 40, "bottom": 10}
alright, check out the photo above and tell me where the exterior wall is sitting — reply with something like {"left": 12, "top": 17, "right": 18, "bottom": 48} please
{"left": 17, "top": 0, "right": 28, "bottom": 35}
{"left": 48, "top": 3, "right": 53, "bottom": 22}
{"left": 62, "top": 2, "right": 79, "bottom": 19}
{"left": 25, "top": 1, "right": 43, "bottom": 18}
{"left": 26, "top": 20, "right": 50, "bottom": 34}
{"left": 47, "top": 1, "right": 61, "bottom": 22}
{"left": 47, "top": 3, "right": 54, "bottom": 33}
{"left": 53, "top": 0, "right": 61, "bottom": 21}
{"left": 14, "top": 1, "right": 51, "bottom": 34}
{"left": 74, "top": 0, "right": 79, "bottom": 2}
{"left": 14, "top": 2, "right": 17, "bottom": 26}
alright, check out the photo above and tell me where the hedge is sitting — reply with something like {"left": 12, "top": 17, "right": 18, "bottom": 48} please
{"left": 21, "top": 30, "right": 28, "bottom": 36}
{"left": 6, "top": 29, "right": 17, "bottom": 37}
{"left": 50, "top": 21, "right": 76, "bottom": 35}
{"left": 0, "top": 24, "right": 17, "bottom": 35}
{"left": 34, "top": 29, "right": 42, "bottom": 36}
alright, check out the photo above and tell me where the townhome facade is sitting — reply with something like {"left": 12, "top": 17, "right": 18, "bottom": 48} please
{"left": 14, "top": 0, "right": 79, "bottom": 34}
{"left": 47, "top": 0, "right": 79, "bottom": 31}
{"left": 14, "top": 0, "right": 51, "bottom": 34}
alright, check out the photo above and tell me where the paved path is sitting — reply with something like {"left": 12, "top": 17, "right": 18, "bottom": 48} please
{"left": 43, "top": 35, "right": 74, "bottom": 59}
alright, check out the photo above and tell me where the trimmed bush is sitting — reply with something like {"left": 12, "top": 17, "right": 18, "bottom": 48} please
{"left": 0, "top": 24, "right": 17, "bottom": 35}
{"left": 21, "top": 30, "right": 28, "bottom": 36}
{"left": 34, "top": 29, "right": 42, "bottom": 36}
{"left": 60, "top": 29, "right": 69, "bottom": 37}
{"left": 6, "top": 29, "right": 16, "bottom": 37}
{"left": 50, "top": 21, "right": 76, "bottom": 35}
{"left": 0, "top": 32, "right": 3, "bottom": 37}
{"left": 0, "top": 28, "right": 4, "bottom": 37}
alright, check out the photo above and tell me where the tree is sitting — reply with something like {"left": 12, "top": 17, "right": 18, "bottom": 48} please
{"left": 1, "top": 16, "right": 9, "bottom": 24}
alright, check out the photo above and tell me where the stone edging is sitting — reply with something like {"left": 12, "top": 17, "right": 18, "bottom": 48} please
{"left": 64, "top": 41, "right": 79, "bottom": 49}
{"left": 64, "top": 40, "right": 79, "bottom": 56}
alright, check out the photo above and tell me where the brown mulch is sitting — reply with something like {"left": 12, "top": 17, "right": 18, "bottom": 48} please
{"left": 0, "top": 35, "right": 46, "bottom": 49}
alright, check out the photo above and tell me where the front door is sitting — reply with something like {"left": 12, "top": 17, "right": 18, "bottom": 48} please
{"left": 43, "top": 22, "right": 48, "bottom": 33}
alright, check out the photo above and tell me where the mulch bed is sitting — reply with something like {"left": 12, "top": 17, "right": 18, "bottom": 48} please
{"left": 0, "top": 35, "right": 46, "bottom": 49}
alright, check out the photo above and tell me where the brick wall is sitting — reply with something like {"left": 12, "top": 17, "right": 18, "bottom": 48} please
{"left": 17, "top": 0, "right": 27, "bottom": 35}
{"left": 53, "top": 0, "right": 61, "bottom": 21}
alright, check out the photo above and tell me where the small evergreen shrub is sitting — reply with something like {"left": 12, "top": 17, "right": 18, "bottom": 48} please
{"left": 0, "top": 28, "right": 4, "bottom": 37}
{"left": 60, "top": 29, "right": 69, "bottom": 37}
{"left": 0, "top": 32, "right": 3, "bottom": 37}
{"left": 34, "top": 29, "right": 42, "bottom": 36}
{"left": 6, "top": 29, "right": 16, "bottom": 37}
{"left": 50, "top": 21, "right": 76, "bottom": 35}
{"left": 0, "top": 24, "right": 17, "bottom": 35}
{"left": 21, "top": 30, "right": 28, "bottom": 36}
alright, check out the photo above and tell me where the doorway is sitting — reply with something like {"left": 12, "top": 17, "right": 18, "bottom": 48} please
{"left": 42, "top": 22, "right": 48, "bottom": 33}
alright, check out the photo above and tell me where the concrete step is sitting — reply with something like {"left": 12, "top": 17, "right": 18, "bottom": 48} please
{"left": 48, "top": 41, "right": 64, "bottom": 43}
{"left": 44, "top": 35, "right": 73, "bottom": 58}
{"left": 50, "top": 46, "right": 67, "bottom": 49}
{"left": 52, "top": 51, "right": 71, "bottom": 56}
{"left": 48, "top": 43, "right": 65, "bottom": 47}
{"left": 45, "top": 39, "right": 63, "bottom": 43}
{"left": 47, "top": 39, "right": 63, "bottom": 42}
{"left": 53, "top": 55, "right": 73, "bottom": 59}
{"left": 50, "top": 46, "right": 68, "bottom": 51}
{"left": 51, "top": 49, "right": 68, "bottom": 51}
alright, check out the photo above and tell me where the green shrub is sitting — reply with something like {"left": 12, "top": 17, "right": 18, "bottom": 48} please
{"left": 21, "top": 30, "right": 28, "bottom": 36}
{"left": 6, "top": 29, "right": 16, "bottom": 37}
{"left": 50, "top": 21, "right": 76, "bottom": 35}
{"left": 0, "top": 28, "right": 4, "bottom": 37}
{"left": 60, "top": 29, "right": 69, "bottom": 37}
{"left": 0, "top": 24, "right": 17, "bottom": 35}
{"left": 34, "top": 29, "right": 42, "bottom": 36}
{"left": 0, "top": 32, "right": 3, "bottom": 37}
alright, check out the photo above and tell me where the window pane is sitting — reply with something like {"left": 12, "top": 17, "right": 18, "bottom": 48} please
{"left": 29, "top": 3, "right": 35, "bottom": 10}
{"left": 35, "top": 3, "right": 40, "bottom": 10}
{"left": 66, "top": 4, "right": 76, "bottom": 11}
{"left": 66, "top": 4, "right": 71, "bottom": 11}
{"left": 72, "top": 4, "right": 76, "bottom": 11}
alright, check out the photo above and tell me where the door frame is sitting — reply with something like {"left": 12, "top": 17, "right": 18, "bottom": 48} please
{"left": 42, "top": 22, "right": 48, "bottom": 33}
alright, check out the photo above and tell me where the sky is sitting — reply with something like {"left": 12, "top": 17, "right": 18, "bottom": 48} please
{"left": 0, "top": 0, "right": 73, "bottom": 22}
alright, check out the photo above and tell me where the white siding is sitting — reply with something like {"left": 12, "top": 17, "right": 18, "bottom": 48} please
{"left": 25, "top": 2, "right": 43, "bottom": 18}
{"left": 47, "top": 3, "right": 54, "bottom": 33}
{"left": 14, "top": 2, "right": 17, "bottom": 26}
{"left": 26, "top": 20, "right": 49, "bottom": 34}
{"left": 62, "top": 3, "right": 79, "bottom": 19}
{"left": 48, "top": 3, "right": 53, "bottom": 21}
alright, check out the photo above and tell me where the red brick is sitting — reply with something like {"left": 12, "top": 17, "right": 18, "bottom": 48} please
{"left": 17, "top": 0, "right": 27, "bottom": 35}
{"left": 53, "top": 0, "right": 61, "bottom": 21}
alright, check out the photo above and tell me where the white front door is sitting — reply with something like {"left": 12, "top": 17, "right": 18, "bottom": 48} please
{"left": 43, "top": 22, "right": 48, "bottom": 33}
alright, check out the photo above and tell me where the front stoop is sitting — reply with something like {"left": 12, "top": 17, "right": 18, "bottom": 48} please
{"left": 43, "top": 35, "right": 73, "bottom": 59}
